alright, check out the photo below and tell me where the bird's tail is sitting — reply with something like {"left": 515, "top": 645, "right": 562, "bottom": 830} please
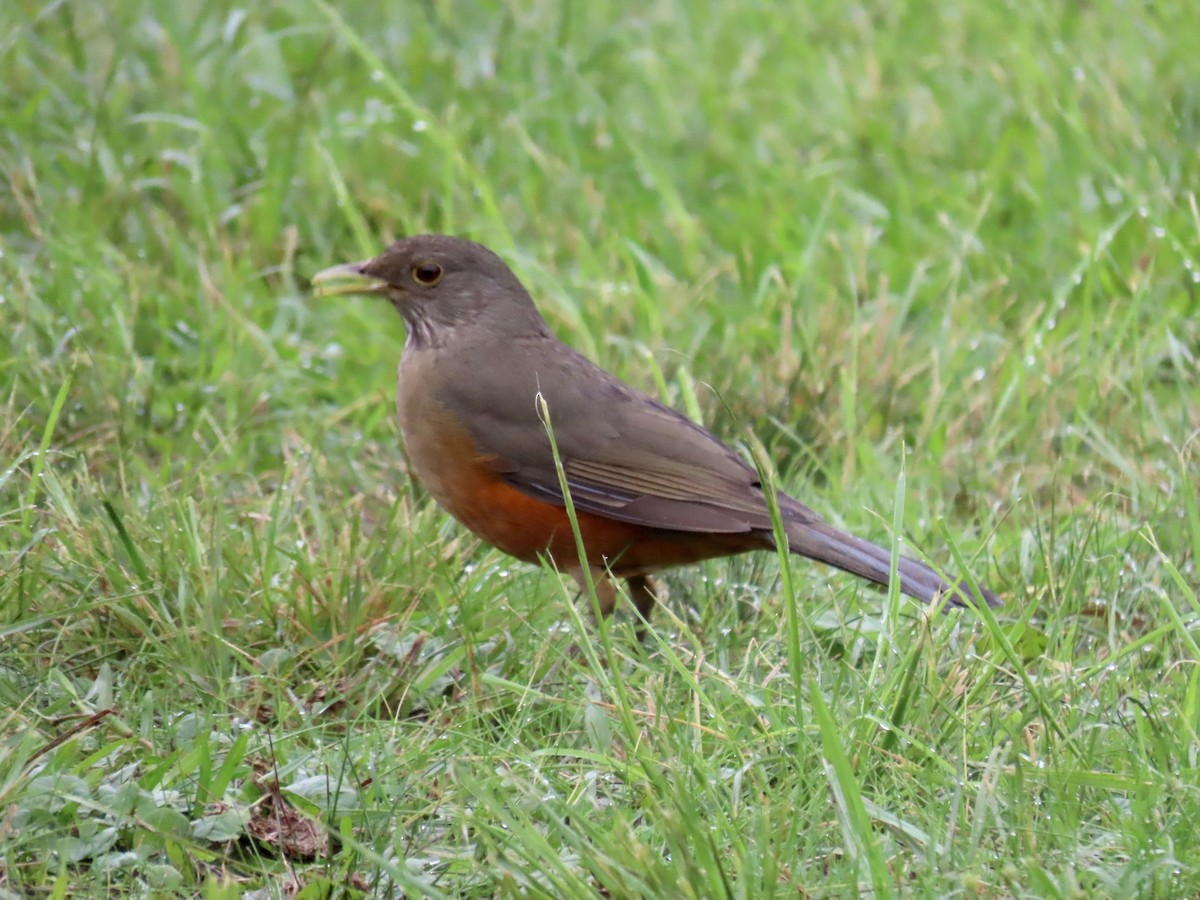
{"left": 783, "top": 519, "right": 1000, "bottom": 609}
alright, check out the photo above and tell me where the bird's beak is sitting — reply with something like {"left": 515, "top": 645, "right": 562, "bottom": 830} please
{"left": 310, "top": 261, "right": 389, "bottom": 298}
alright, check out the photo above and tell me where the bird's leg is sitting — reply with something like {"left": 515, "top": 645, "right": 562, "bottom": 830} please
{"left": 569, "top": 568, "right": 659, "bottom": 642}
{"left": 626, "top": 574, "right": 658, "bottom": 643}
{"left": 571, "top": 567, "right": 619, "bottom": 620}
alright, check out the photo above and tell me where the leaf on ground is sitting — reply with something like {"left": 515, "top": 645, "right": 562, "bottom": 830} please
{"left": 246, "top": 782, "right": 327, "bottom": 862}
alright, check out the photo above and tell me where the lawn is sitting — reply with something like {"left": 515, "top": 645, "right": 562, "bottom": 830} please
{"left": 2, "top": 0, "right": 1199, "bottom": 896}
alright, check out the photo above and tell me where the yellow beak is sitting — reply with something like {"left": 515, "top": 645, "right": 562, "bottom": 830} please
{"left": 310, "top": 261, "right": 388, "bottom": 298}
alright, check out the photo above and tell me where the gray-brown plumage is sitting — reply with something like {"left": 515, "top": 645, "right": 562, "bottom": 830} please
{"left": 313, "top": 235, "right": 1000, "bottom": 634}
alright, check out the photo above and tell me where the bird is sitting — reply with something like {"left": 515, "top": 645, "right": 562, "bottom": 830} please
{"left": 312, "top": 235, "right": 999, "bottom": 638}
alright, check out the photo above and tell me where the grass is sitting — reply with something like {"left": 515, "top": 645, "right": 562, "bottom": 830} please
{"left": 2, "top": 0, "right": 1198, "bottom": 896}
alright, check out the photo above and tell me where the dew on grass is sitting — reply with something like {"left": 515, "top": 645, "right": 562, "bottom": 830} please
{"left": 413, "top": 120, "right": 428, "bottom": 132}
{"left": 1153, "top": 226, "right": 1166, "bottom": 238}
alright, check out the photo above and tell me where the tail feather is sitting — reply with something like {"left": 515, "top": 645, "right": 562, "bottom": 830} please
{"left": 783, "top": 520, "right": 1000, "bottom": 609}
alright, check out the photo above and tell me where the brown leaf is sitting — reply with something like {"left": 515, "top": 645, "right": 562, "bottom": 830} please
{"left": 246, "top": 781, "right": 327, "bottom": 862}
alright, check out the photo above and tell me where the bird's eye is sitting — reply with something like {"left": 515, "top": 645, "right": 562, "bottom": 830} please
{"left": 412, "top": 262, "right": 443, "bottom": 286}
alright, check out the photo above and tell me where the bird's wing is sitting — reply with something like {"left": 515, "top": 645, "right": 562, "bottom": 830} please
{"left": 436, "top": 337, "right": 1001, "bottom": 609}
{"left": 444, "top": 339, "right": 820, "bottom": 534}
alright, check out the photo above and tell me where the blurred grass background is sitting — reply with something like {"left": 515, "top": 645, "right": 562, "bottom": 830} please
{"left": 2, "top": 0, "right": 1198, "bottom": 896}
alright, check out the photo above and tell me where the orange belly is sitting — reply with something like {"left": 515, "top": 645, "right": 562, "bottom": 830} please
{"left": 443, "top": 472, "right": 760, "bottom": 574}
{"left": 400, "top": 400, "right": 760, "bottom": 575}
